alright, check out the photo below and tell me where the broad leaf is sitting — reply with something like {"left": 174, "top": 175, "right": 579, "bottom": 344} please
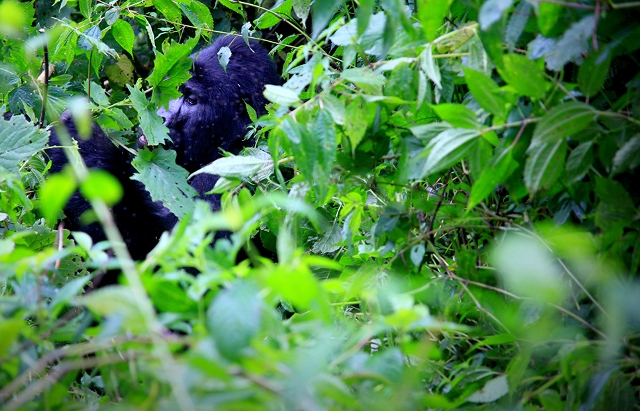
{"left": 132, "top": 147, "right": 197, "bottom": 218}
{"left": 531, "top": 102, "right": 595, "bottom": 146}
{"left": 524, "top": 140, "right": 567, "bottom": 193}
{"left": 420, "top": 128, "right": 480, "bottom": 177}
{"left": 207, "top": 282, "right": 263, "bottom": 361}
{"left": 462, "top": 67, "right": 509, "bottom": 118}
{"left": 0, "top": 114, "right": 49, "bottom": 173}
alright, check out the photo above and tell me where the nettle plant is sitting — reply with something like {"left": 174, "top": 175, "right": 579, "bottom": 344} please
{"left": 0, "top": 0, "right": 639, "bottom": 409}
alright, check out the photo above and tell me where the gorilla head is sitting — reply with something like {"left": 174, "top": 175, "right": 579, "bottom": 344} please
{"left": 158, "top": 35, "right": 281, "bottom": 173}
{"left": 45, "top": 35, "right": 280, "bottom": 264}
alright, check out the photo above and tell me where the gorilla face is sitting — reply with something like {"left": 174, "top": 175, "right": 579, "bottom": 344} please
{"left": 157, "top": 36, "right": 281, "bottom": 174}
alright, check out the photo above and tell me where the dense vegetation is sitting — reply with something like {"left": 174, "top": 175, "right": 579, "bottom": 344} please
{"left": 1, "top": 0, "right": 639, "bottom": 409}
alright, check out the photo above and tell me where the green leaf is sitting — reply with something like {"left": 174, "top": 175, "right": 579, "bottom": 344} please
{"left": 79, "top": 169, "right": 123, "bottom": 206}
{"left": 340, "top": 67, "right": 386, "bottom": 95}
{"left": 127, "top": 83, "right": 171, "bottom": 146}
{"left": 264, "top": 84, "right": 301, "bottom": 107}
{"left": 612, "top": 135, "right": 640, "bottom": 175}
{"left": 131, "top": 147, "right": 198, "bottom": 218}
{"left": 111, "top": 20, "right": 134, "bottom": 56}
{"left": 536, "top": 1, "right": 563, "bottom": 37}
{"left": 320, "top": 93, "right": 345, "bottom": 125}
{"left": 104, "top": 7, "right": 120, "bottom": 25}
{"left": 492, "top": 234, "right": 568, "bottom": 304}
{"left": 524, "top": 139, "right": 567, "bottom": 194}
{"left": 207, "top": 282, "right": 263, "bottom": 361}
{"left": 49, "top": 276, "right": 91, "bottom": 317}
{"left": 505, "top": 0, "right": 531, "bottom": 50}
{"left": 466, "top": 375, "right": 509, "bottom": 403}
{"left": 419, "top": 0, "right": 452, "bottom": 41}
{"left": 479, "top": 0, "right": 513, "bottom": 30}
{"left": 595, "top": 178, "right": 636, "bottom": 230}
{"left": 498, "top": 53, "right": 546, "bottom": 99}
{"left": 0, "top": 319, "right": 23, "bottom": 358}
{"left": 179, "top": 0, "right": 213, "bottom": 32}
{"left": 467, "top": 150, "right": 518, "bottom": 211}
{"left": 78, "top": 286, "right": 149, "bottom": 332}
{"left": 421, "top": 128, "right": 480, "bottom": 177}
{"left": 38, "top": 174, "right": 76, "bottom": 224}
{"left": 345, "top": 96, "right": 370, "bottom": 150}
{"left": 257, "top": 0, "right": 293, "bottom": 29}
{"left": 147, "top": 37, "right": 197, "bottom": 108}
{"left": 267, "top": 264, "right": 321, "bottom": 310}
{"left": 219, "top": 0, "right": 244, "bottom": 16}
{"left": 531, "top": 102, "right": 595, "bottom": 146}
{"left": 311, "top": 0, "right": 342, "bottom": 38}
{"left": 153, "top": 0, "right": 182, "bottom": 24}
{"left": 79, "top": 0, "right": 92, "bottom": 19}
{"left": 410, "top": 244, "right": 425, "bottom": 266}
{"left": 420, "top": 45, "right": 441, "bottom": 89}
{"left": 431, "top": 103, "right": 479, "bottom": 129}
{"left": 0, "top": 114, "right": 49, "bottom": 173}
{"left": 545, "top": 16, "right": 595, "bottom": 71}
{"left": 193, "top": 155, "right": 273, "bottom": 179}
{"left": 566, "top": 141, "right": 593, "bottom": 183}
{"left": 578, "top": 50, "right": 612, "bottom": 98}
{"left": 462, "top": 67, "right": 509, "bottom": 118}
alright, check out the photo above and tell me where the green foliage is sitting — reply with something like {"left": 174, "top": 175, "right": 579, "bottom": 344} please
{"left": 1, "top": 0, "right": 640, "bottom": 410}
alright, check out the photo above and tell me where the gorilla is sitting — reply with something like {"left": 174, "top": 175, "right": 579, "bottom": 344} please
{"left": 48, "top": 35, "right": 281, "bottom": 260}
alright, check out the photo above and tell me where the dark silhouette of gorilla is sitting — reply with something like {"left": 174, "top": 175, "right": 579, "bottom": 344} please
{"left": 48, "top": 35, "right": 280, "bottom": 260}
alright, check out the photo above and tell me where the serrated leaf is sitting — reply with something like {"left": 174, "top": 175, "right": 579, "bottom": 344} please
{"left": 498, "top": 53, "right": 546, "bottom": 99}
{"left": 420, "top": 128, "right": 480, "bottom": 177}
{"left": 127, "top": 83, "right": 171, "bottom": 145}
{"left": 431, "top": 103, "right": 479, "bottom": 129}
{"left": 264, "top": 84, "right": 301, "bottom": 106}
{"left": 420, "top": 45, "right": 441, "bottom": 89}
{"left": 131, "top": 147, "right": 197, "bottom": 218}
{"left": 147, "top": 38, "right": 197, "bottom": 108}
{"left": 179, "top": 0, "right": 213, "bottom": 32}
{"left": 612, "top": 135, "right": 640, "bottom": 176}
{"left": 532, "top": 102, "right": 595, "bottom": 146}
{"left": 462, "top": 67, "right": 509, "bottom": 118}
{"left": 479, "top": 0, "right": 513, "bottom": 30}
{"left": 0, "top": 115, "right": 49, "bottom": 173}
{"left": 524, "top": 140, "right": 567, "bottom": 193}
{"left": 193, "top": 155, "right": 273, "bottom": 179}
{"left": 79, "top": 0, "right": 92, "bottom": 19}
{"left": 153, "top": 0, "right": 182, "bottom": 24}
{"left": 207, "top": 282, "right": 263, "bottom": 361}
{"left": 111, "top": 20, "right": 134, "bottom": 55}
{"left": 578, "top": 50, "right": 612, "bottom": 98}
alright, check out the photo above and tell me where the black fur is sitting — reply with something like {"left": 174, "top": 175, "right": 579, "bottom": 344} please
{"left": 48, "top": 36, "right": 280, "bottom": 260}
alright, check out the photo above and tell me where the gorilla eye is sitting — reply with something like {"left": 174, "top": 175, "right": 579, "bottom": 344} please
{"left": 185, "top": 96, "right": 197, "bottom": 106}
